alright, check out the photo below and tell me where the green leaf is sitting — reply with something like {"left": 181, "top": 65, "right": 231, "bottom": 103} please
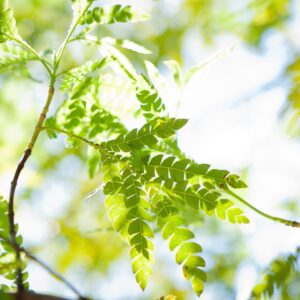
{"left": 226, "top": 174, "right": 248, "bottom": 188}
{"left": 0, "top": 0, "right": 17, "bottom": 43}
{"left": 128, "top": 218, "right": 153, "bottom": 238}
{"left": 80, "top": 4, "right": 150, "bottom": 25}
{"left": 215, "top": 199, "right": 249, "bottom": 224}
{"left": 164, "top": 60, "right": 183, "bottom": 88}
{"left": 60, "top": 58, "right": 108, "bottom": 94}
{"left": 0, "top": 196, "right": 28, "bottom": 290}
{"left": 0, "top": 43, "right": 35, "bottom": 74}
{"left": 122, "top": 169, "right": 154, "bottom": 289}
{"left": 251, "top": 248, "right": 299, "bottom": 299}
{"left": 88, "top": 104, "right": 126, "bottom": 139}
{"left": 130, "top": 246, "right": 154, "bottom": 290}
{"left": 161, "top": 215, "right": 185, "bottom": 240}
{"left": 153, "top": 198, "right": 178, "bottom": 219}
{"left": 170, "top": 182, "right": 219, "bottom": 213}
{"left": 191, "top": 276, "right": 205, "bottom": 297}
{"left": 103, "top": 177, "right": 122, "bottom": 195}
{"left": 169, "top": 228, "right": 195, "bottom": 251}
{"left": 163, "top": 179, "right": 248, "bottom": 224}
{"left": 105, "top": 194, "right": 128, "bottom": 232}
{"left": 102, "top": 118, "right": 188, "bottom": 153}
{"left": 175, "top": 242, "right": 203, "bottom": 264}
{"left": 142, "top": 154, "right": 210, "bottom": 182}
{"left": 87, "top": 147, "right": 101, "bottom": 178}
{"left": 184, "top": 255, "right": 206, "bottom": 269}
{"left": 55, "top": 88, "right": 125, "bottom": 147}
{"left": 143, "top": 153, "right": 247, "bottom": 192}
{"left": 44, "top": 117, "right": 58, "bottom": 139}
{"left": 203, "top": 168, "right": 247, "bottom": 190}
{"left": 142, "top": 155, "right": 249, "bottom": 224}
{"left": 98, "top": 43, "right": 138, "bottom": 82}
{"left": 101, "top": 37, "right": 152, "bottom": 55}
{"left": 136, "top": 75, "right": 167, "bottom": 121}
{"left": 104, "top": 167, "right": 154, "bottom": 290}
{"left": 121, "top": 168, "right": 143, "bottom": 208}
{"left": 144, "top": 61, "right": 169, "bottom": 103}
{"left": 151, "top": 195, "right": 206, "bottom": 296}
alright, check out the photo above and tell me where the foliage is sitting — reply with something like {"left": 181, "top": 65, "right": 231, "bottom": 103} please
{"left": 251, "top": 248, "right": 300, "bottom": 299}
{"left": 241, "top": 0, "right": 290, "bottom": 45}
{"left": 42, "top": 2, "right": 251, "bottom": 295}
{"left": 285, "top": 57, "right": 300, "bottom": 136}
{"left": 0, "top": 196, "right": 28, "bottom": 291}
{"left": 0, "top": 0, "right": 17, "bottom": 43}
{"left": 0, "top": 43, "right": 35, "bottom": 74}
{"left": 45, "top": 25, "right": 249, "bottom": 294}
{"left": 80, "top": 4, "right": 150, "bottom": 25}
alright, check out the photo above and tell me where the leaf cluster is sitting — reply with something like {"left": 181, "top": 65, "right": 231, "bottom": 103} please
{"left": 0, "top": 196, "right": 28, "bottom": 292}
{"left": 251, "top": 248, "right": 300, "bottom": 299}
{"left": 80, "top": 4, "right": 150, "bottom": 25}
{"left": 0, "top": 43, "right": 35, "bottom": 75}
{"left": 0, "top": 0, "right": 17, "bottom": 43}
{"left": 40, "top": 5, "right": 250, "bottom": 294}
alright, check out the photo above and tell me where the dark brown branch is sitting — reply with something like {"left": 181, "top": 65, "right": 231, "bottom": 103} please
{"left": 8, "top": 85, "right": 55, "bottom": 291}
{"left": 8, "top": 149, "right": 32, "bottom": 291}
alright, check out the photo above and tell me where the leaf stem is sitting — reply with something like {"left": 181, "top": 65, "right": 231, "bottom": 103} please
{"left": 226, "top": 189, "right": 300, "bottom": 228}
{"left": 41, "top": 126, "right": 99, "bottom": 149}
{"left": 54, "top": 1, "right": 93, "bottom": 73}
{"left": 5, "top": 34, "right": 53, "bottom": 76}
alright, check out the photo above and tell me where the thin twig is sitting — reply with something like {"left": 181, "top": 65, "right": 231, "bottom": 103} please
{"left": 22, "top": 249, "right": 87, "bottom": 300}
{"left": 8, "top": 84, "right": 55, "bottom": 291}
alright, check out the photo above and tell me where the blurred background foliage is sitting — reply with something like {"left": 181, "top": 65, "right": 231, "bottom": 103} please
{"left": 1, "top": 0, "right": 300, "bottom": 299}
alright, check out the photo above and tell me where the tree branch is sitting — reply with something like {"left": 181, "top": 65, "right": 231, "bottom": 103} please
{"left": 8, "top": 84, "right": 55, "bottom": 291}
{"left": 0, "top": 291, "right": 72, "bottom": 300}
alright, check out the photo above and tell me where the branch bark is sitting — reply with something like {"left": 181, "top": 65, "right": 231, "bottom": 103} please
{"left": 0, "top": 292, "right": 73, "bottom": 300}
{"left": 8, "top": 85, "right": 55, "bottom": 291}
